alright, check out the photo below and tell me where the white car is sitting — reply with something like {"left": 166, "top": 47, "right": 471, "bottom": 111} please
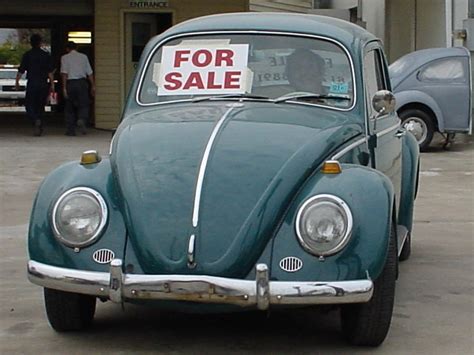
{"left": 0, "top": 65, "right": 26, "bottom": 101}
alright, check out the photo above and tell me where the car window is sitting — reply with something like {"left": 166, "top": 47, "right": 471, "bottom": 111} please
{"left": 418, "top": 58, "right": 465, "bottom": 82}
{"left": 364, "top": 49, "right": 386, "bottom": 117}
{"left": 139, "top": 34, "right": 354, "bottom": 109}
{"left": 0, "top": 70, "right": 20, "bottom": 80}
{"left": 389, "top": 57, "right": 410, "bottom": 78}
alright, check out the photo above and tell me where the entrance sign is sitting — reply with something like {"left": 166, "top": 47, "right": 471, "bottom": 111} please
{"left": 129, "top": 0, "right": 169, "bottom": 8}
{"left": 154, "top": 42, "right": 252, "bottom": 95}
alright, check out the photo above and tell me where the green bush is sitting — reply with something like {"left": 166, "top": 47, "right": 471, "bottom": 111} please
{"left": 0, "top": 42, "right": 30, "bottom": 65}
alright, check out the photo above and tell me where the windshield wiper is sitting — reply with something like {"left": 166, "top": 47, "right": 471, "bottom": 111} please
{"left": 275, "top": 93, "right": 351, "bottom": 103}
{"left": 192, "top": 93, "right": 271, "bottom": 102}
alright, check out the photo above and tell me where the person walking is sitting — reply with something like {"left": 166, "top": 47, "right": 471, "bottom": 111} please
{"left": 61, "top": 41, "right": 95, "bottom": 136}
{"left": 16, "top": 34, "right": 54, "bottom": 136}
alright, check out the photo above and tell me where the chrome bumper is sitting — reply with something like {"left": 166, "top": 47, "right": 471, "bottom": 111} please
{"left": 28, "top": 260, "right": 373, "bottom": 310}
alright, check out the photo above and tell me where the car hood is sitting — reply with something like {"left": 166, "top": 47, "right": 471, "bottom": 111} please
{"left": 111, "top": 101, "right": 361, "bottom": 277}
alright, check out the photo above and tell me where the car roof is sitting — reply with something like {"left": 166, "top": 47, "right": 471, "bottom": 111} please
{"left": 395, "top": 47, "right": 469, "bottom": 62}
{"left": 389, "top": 47, "right": 470, "bottom": 87}
{"left": 157, "top": 12, "right": 377, "bottom": 52}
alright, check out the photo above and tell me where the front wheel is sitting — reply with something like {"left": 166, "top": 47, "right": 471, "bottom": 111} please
{"left": 340, "top": 224, "right": 397, "bottom": 346}
{"left": 44, "top": 288, "right": 96, "bottom": 332}
{"left": 399, "top": 109, "right": 435, "bottom": 151}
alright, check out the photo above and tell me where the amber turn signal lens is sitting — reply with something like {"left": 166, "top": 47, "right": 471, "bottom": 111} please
{"left": 321, "top": 160, "right": 342, "bottom": 174}
{"left": 81, "top": 150, "right": 101, "bottom": 165}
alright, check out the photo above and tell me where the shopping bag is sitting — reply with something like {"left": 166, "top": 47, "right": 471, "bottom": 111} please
{"left": 48, "top": 91, "right": 58, "bottom": 105}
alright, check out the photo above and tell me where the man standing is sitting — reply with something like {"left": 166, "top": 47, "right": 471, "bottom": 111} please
{"left": 61, "top": 41, "right": 95, "bottom": 136}
{"left": 16, "top": 34, "right": 54, "bottom": 136}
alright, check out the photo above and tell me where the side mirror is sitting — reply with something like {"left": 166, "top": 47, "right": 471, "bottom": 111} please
{"left": 372, "top": 90, "right": 396, "bottom": 117}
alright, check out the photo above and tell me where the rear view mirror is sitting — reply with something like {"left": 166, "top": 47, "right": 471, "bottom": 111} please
{"left": 372, "top": 90, "right": 396, "bottom": 117}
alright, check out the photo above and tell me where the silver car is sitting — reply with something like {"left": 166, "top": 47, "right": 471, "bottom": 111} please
{"left": 389, "top": 47, "right": 472, "bottom": 150}
{"left": 0, "top": 65, "right": 26, "bottom": 102}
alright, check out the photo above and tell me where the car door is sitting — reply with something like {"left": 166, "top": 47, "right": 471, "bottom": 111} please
{"left": 416, "top": 54, "right": 471, "bottom": 132}
{"left": 364, "top": 44, "right": 402, "bottom": 211}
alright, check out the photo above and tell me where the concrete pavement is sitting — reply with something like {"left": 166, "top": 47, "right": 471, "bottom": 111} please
{"left": 1, "top": 115, "right": 473, "bottom": 354}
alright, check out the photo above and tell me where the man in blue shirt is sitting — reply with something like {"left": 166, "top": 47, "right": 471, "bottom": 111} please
{"left": 16, "top": 34, "right": 54, "bottom": 136}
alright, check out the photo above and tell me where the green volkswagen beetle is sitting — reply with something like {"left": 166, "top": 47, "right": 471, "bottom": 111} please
{"left": 27, "top": 13, "right": 419, "bottom": 346}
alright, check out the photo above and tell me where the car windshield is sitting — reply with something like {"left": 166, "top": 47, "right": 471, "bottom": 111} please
{"left": 0, "top": 70, "right": 19, "bottom": 80}
{"left": 139, "top": 34, "right": 354, "bottom": 109}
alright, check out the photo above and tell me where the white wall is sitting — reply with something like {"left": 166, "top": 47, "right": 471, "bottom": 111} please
{"left": 416, "top": 0, "right": 447, "bottom": 49}
{"left": 453, "top": 0, "right": 469, "bottom": 46}
{"left": 360, "top": 0, "right": 386, "bottom": 42}
{"left": 386, "top": 0, "right": 416, "bottom": 62}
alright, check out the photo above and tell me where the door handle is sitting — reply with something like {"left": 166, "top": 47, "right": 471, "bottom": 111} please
{"left": 394, "top": 129, "right": 406, "bottom": 138}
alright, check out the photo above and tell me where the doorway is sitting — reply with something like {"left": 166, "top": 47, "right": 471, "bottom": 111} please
{"left": 0, "top": 15, "right": 93, "bottom": 118}
{"left": 124, "top": 12, "right": 172, "bottom": 98}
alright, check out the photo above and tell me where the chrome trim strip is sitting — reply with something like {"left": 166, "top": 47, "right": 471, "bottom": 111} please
{"left": 51, "top": 187, "right": 108, "bottom": 248}
{"left": 135, "top": 30, "right": 357, "bottom": 112}
{"left": 28, "top": 260, "right": 373, "bottom": 308}
{"left": 192, "top": 107, "right": 234, "bottom": 227}
{"left": 376, "top": 122, "right": 400, "bottom": 138}
{"left": 331, "top": 137, "right": 366, "bottom": 160}
{"left": 187, "top": 234, "right": 196, "bottom": 266}
{"left": 109, "top": 132, "right": 115, "bottom": 155}
{"left": 295, "top": 194, "right": 353, "bottom": 257}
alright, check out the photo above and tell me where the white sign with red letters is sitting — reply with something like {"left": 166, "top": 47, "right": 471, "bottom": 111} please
{"left": 153, "top": 41, "right": 252, "bottom": 95}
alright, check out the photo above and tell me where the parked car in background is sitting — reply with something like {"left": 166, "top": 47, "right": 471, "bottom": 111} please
{"left": 0, "top": 65, "right": 25, "bottom": 103}
{"left": 390, "top": 47, "right": 472, "bottom": 150}
{"left": 27, "top": 13, "right": 420, "bottom": 346}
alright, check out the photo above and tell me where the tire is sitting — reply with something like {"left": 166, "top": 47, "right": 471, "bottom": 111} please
{"left": 399, "top": 232, "right": 411, "bottom": 261}
{"left": 44, "top": 288, "right": 96, "bottom": 332}
{"left": 399, "top": 108, "right": 435, "bottom": 151}
{"left": 340, "top": 224, "right": 397, "bottom": 346}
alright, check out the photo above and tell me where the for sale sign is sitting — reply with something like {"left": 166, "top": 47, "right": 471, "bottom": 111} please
{"left": 153, "top": 41, "right": 253, "bottom": 95}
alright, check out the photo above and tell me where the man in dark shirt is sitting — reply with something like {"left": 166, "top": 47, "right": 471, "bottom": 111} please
{"left": 15, "top": 34, "right": 54, "bottom": 136}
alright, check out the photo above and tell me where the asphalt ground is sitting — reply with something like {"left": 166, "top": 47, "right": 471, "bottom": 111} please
{"left": 0, "top": 113, "right": 473, "bottom": 354}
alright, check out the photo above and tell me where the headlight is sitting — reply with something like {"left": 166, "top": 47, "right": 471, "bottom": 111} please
{"left": 52, "top": 187, "right": 108, "bottom": 248}
{"left": 295, "top": 194, "right": 353, "bottom": 256}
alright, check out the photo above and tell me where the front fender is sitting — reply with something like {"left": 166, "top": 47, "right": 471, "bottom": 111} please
{"left": 398, "top": 131, "right": 419, "bottom": 232}
{"left": 28, "top": 159, "right": 127, "bottom": 272}
{"left": 270, "top": 164, "right": 394, "bottom": 282}
{"left": 394, "top": 90, "right": 444, "bottom": 131}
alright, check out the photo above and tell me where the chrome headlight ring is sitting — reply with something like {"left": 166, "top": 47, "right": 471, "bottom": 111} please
{"left": 51, "top": 187, "right": 108, "bottom": 248}
{"left": 295, "top": 194, "right": 353, "bottom": 257}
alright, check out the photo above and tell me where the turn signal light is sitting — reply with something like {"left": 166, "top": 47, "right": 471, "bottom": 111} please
{"left": 81, "top": 150, "right": 101, "bottom": 165}
{"left": 321, "top": 160, "right": 342, "bottom": 174}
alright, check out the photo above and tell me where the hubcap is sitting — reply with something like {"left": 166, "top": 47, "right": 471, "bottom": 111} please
{"left": 402, "top": 117, "right": 427, "bottom": 143}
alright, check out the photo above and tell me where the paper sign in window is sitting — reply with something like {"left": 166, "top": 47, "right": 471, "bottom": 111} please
{"left": 153, "top": 43, "right": 253, "bottom": 95}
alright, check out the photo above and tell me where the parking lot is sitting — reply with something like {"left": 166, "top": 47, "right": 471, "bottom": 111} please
{"left": 0, "top": 114, "right": 473, "bottom": 354}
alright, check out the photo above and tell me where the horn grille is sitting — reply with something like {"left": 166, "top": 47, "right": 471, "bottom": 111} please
{"left": 92, "top": 249, "right": 115, "bottom": 264}
{"left": 279, "top": 256, "right": 303, "bottom": 273}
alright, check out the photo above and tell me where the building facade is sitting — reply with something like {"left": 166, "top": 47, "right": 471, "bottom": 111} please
{"left": 1, "top": 0, "right": 472, "bottom": 127}
{"left": 251, "top": 0, "right": 472, "bottom": 60}
{"left": 95, "top": 0, "right": 248, "bottom": 129}
{"left": 0, "top": 0, "right": 249, "bottom": 129}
